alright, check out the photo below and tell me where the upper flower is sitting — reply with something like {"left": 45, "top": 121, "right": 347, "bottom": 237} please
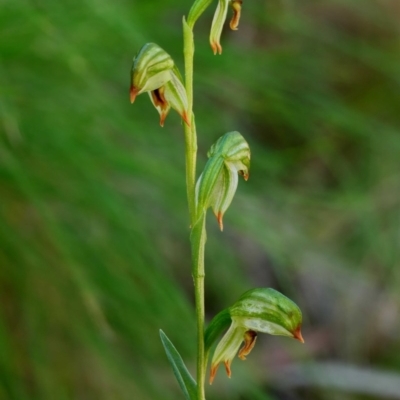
{"left": 130, "top": 43, "right": 190, "bottom": 127}
{"left": 205, "top": 288, "right": 304, "bottom": 384}
{"left": 210, "top": 0, "right": 243, "bottom": 55}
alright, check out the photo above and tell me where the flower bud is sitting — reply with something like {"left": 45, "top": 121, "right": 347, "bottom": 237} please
{"left": 210, "top": 0, "right": 244, "bottom": 55}
{"left": 206, "top": 288, "right": 304, "bottom": 384}
{"left": 195, "top": 131, "right": 250, "bottom": 230}
{"left": 130, "top": 43, "right": 189, "bottom": 126}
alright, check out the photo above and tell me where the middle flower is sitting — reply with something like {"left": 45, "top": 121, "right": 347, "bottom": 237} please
{"left": 195, "top": 131, "right": 250, "bottom": 231}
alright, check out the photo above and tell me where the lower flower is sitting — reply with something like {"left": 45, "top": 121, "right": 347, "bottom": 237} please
{"left": 207, "top": 288, "right": 304, "bottom": 384}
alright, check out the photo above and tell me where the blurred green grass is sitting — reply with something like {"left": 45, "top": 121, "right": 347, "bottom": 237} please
{"left": 1, "top": 0, "right": 400, "bottom": 399}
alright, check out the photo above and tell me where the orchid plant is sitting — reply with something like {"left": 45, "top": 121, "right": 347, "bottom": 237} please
{"left": 129, "top": 1, "right": 304, "bottom": 399}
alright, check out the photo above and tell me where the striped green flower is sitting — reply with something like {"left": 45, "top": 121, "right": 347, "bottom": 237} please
{"left": 195, "top": 131, "right": 250, "bottom": 230}
{"left": 205, "top": 288, "right": 304, "bottom": 384}
{"left": 130, "top": 43, "right": 189, "bottom": 126}
{"left": 210, "top": 0, "right": 243, "bottom": 55}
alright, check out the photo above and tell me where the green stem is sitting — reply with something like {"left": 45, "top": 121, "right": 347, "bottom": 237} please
{"left": 190, "top": 213, "right": 207, "bottom": 400}
{"left": 183, "top": 17, "right": 197, "bottom": 221}
{"left": 182, "top": 16, "right": 206, "bottom": 400}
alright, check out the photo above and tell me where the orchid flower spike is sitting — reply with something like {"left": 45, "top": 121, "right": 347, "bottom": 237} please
{"left": 195, "top": 131, "right": 250, "bottom": 231}
{"left": 130, "top": 43, "right": 190, "bottom": 127}
{"left": 205, "top": 288, "right": 304, "bottom": 384}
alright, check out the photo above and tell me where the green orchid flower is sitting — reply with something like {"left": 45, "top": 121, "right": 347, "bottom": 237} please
{"left": 205, "top": 288, "right": 304, "bottom": 383}
{"left": 195, "top": 131, "right": 250, "bottom": 230}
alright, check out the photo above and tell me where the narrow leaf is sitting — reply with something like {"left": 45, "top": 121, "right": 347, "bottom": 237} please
{"left": 159, "top": 330, "right": 197, "bottom": 400}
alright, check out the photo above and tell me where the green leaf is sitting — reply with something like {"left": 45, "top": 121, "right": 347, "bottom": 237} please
{"left": 204, "top": 308, "right": 231, "bottom": 352}
{"left": 187, "top": 0, "right": 213, "bottom": 28}
{"left": 159, "top": 330, "right": 197, "bottom": 400}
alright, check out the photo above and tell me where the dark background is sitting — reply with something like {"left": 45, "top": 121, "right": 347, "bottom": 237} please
{"left": 1, "top": 0, "right": 400, "bottom": 399}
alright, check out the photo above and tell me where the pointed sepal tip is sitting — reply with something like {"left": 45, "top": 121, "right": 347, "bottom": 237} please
{"left": 130, "top": 85, "right": 139, "bottom": 104}
{"left": 293, "top": 325, "right": 304, "bottom": 343}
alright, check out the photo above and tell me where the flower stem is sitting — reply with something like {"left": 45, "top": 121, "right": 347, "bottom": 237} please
{"left": 183, "top": 17, "right": 197, "bottom": 221}
{"left": 182, "top": 16, "right": 206, "bottom": 400}
{"left": 191, "top": 213, "right": 206, "bottom": 400}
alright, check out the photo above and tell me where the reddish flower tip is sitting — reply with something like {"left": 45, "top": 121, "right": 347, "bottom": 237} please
{"left": 130, "top": 85, "right": 139, "bottom": 104}
{"left": 209, "top": 363, "right": 219, "bottom": 385}
{"left": 182, "top": 111, "right": 191, "bottom": 127}
{"left": 159, "top": 111, "right": 167, "bottom": 127}
{"left": 293, "top": 325, "right": 304, "bottom": 343}
{"left": 239, "top": 170, "right": 249, "bottom": 181}
{"left": 224, "top": 359, "right": 232, "bottom": 378}
{"left": 216, "top": 212, "right": 224, "bottom": 231}
{"left": 210, "top": 41, "right": 222, "bottom": 55}
{"left": 209, "top": 359, "right": 233, "bottom": 384}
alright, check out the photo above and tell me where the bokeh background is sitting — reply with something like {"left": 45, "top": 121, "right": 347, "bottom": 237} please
{"left": 1, "top": 0, "right": 400, "bottom": 399}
